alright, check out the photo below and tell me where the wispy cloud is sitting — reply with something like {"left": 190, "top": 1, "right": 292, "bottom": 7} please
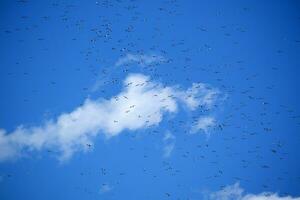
{"left": 99, "top": 183, "right": 113, "bottom": 194}
{"left": 0, "top": 73, "right": 220, "bottom": 162}
{"left": 162, "top": 131, "right": 176, "bottom": 158}
{"left": 163, "top": 143, "right": 175, "bottom": 158}
{"left": 191, "top": 116, "right": 216, "bottom": 134}
{"left": 115, "top": 53, "right": 166, "bottom": 67}
{"left": 179, "top": 83, "right": 220, "bottom": 110}
{"left": 207, "top": 182, "right": 300, "bottom": 200}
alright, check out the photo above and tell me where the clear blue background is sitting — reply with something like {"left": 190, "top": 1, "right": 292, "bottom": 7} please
{"left": 0, "top": 0, "right": 300, "bottom": 199}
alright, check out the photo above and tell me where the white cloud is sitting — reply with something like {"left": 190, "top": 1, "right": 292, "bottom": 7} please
{"left": 115, "top": 53, "right": 166, "bottom": 67}
{"left": 192, "top": 116, "right": 216, "bottom": 134}
{"left": 0, "top": 73, "right": 219, "bottom": 162}
{"left": 208, "top": 183, "right": 300, "bottom": 200}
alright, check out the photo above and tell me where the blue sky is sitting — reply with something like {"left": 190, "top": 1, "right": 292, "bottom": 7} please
{"left": 0, "top": 0, "right": 300, "bottom": 200}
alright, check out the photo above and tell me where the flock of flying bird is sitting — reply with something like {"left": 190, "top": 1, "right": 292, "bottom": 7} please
{"left": 1, "top": 0, "right": 300, "bottom": 199}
